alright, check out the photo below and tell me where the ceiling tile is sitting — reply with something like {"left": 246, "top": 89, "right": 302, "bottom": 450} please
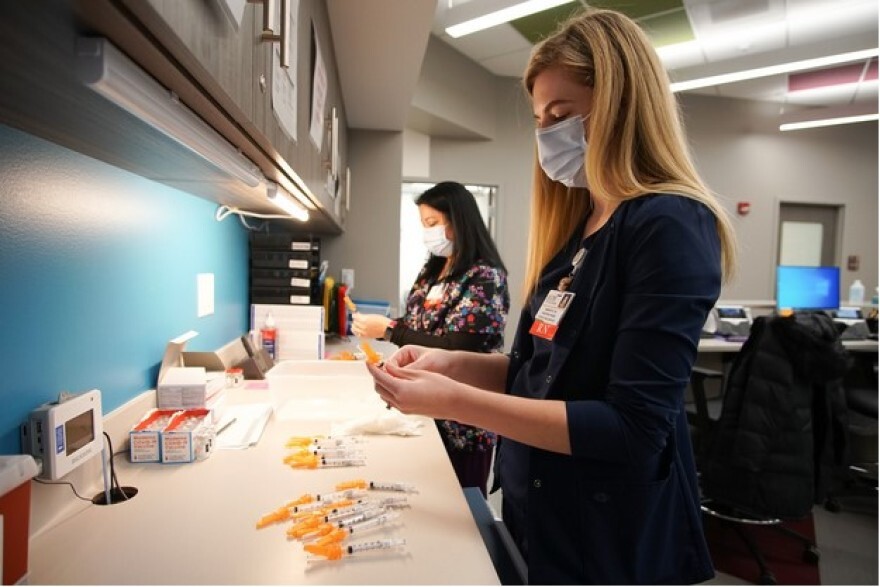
{"left": 480, "top": 46, "right": 536, "bottom": 77}
{"left": 445, "top": 23, "right": 532, "bottom": 62}
{"left": 590, "top": 0, "right": 685, "bottom": 20}
{"left": 509, "top": 3, "right": 586, "bottom": 43}
{"left": 788, "top": 62, "right": 865, "bottom": 91}
{"left": 638, "top": 10, "right": 695, "bottom": 47}
{"left": 787, "top": 0, "right": 879, "bottom": 45}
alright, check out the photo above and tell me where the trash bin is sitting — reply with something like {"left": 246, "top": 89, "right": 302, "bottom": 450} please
{"left": 0, "top": 455, "right": 39, "bottom": 585}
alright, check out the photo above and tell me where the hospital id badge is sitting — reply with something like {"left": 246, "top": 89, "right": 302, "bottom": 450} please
{"left": 529, "top": 290, "right": 575, "bottom": 340}
{"left": 424, "top": 283, "right": 445, "bottom": 308}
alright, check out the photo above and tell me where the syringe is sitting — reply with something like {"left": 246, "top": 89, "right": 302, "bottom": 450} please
{"left": 305, "top": 538, "right": 407, "bottom": 561}
{"left": 286, "top": 435, "right": 363, "bottom": 448}
{"left": 305, "top": 511, "right": 401, "bottom": 546}
{"left": 335, "top": 479, "right": 417, "bottom": 493}
{"left": 287, "top": 455, "right": 366, "bottom": 469}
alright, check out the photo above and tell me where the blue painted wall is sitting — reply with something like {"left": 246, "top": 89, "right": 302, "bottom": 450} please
{"left": 0, "top": 124, "right": 250, "bottom": 454}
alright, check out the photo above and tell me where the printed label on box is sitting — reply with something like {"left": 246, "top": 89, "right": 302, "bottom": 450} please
{"left": 130, "top": 433, "right": 161, "bottom": 463}
{"left": 162, "top": 433, "right": 194, "bottom": 463}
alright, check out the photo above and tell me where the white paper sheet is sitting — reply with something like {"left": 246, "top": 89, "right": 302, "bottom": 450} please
{"left": 215, "top": 403, "right": 273, "bottom": 449}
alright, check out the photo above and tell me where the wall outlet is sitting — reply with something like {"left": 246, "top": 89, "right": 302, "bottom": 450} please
{"left": 197, "top": 273, "right": 214, "bottom": 317}
{"left": 341, "top": 268, "right": 355, "bottom": 290}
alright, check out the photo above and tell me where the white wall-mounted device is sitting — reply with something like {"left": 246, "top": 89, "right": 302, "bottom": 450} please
{"left": 20, "top": 389, "right": 104, "bottom": 480}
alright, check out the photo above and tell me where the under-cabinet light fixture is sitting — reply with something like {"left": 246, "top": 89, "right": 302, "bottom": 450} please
{"left": 267, "top": 181, "right": 309, "bottom": 221}
{"left": 445, "top": 0, "right": 575, "bottom": 39}
{"left": 76, "top": 37, "right": 262, "bottom": 188}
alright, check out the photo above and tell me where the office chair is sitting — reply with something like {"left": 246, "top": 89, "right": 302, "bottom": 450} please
{"left": 824, "top": 352, "right": 878, "bottom": 514}
{"left": 690, "top": 313, "right": 849, "bottom": 585}
{"left": 687, "top": 366, "right": 724, "bottom": 462}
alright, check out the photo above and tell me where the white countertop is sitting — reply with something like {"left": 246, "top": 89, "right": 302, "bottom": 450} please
{"left": 28, "top": 362, "right": 500, "bottom": 585}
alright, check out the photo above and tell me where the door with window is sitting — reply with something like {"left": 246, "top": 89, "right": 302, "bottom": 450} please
{"left": 777, "top": 202, "right": 840, "bottom": 267}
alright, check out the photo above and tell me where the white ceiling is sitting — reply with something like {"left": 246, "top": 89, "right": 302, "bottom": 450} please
{"left": 432, "top": 0, "right": 879, "bottom": 115}
{"left": 326, "top": 0, "right": 878, "bottom": 131}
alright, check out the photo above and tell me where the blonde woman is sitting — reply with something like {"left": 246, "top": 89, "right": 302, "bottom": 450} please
{"left": 368, "top": 8, "right": 735, "bottom": 584}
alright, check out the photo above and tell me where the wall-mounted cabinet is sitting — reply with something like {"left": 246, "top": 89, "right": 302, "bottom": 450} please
{"left": 0, "top": 0, "right": 347, "bottom": 234}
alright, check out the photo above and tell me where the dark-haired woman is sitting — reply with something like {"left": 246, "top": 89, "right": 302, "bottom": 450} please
{"left": 352, "top": 181, "right": 509, "bottom": 496}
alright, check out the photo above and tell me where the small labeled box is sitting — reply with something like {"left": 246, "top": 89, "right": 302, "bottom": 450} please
{"left": 130, "top": 409, "right": 179, "bottom": 463}
{"left": 161, "top": 409, "right": 214, "bottom": 464}
{"left": 158, "top": 366, "right": 208, "bottom": 410}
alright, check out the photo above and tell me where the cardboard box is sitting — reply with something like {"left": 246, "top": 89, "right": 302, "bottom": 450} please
{"left": 182, "top": 337, "right": 250, "bottom": 374}
{"left": 158, "top": 366, "right": 207, "bottom": 410}
{"left": 129, "top": 410, "right": 179, "bottom": 463}
{"left": 161, "top": 409, "right": 214, "bottom": 463}
{"left": 157, "top": 331, "right": 229, "bottom": 408}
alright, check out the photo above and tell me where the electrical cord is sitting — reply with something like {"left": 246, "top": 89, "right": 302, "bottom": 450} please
{"left": 215, "top": 204, "right": 295, "bottom": 231}
{"left": 33, "top": 478, "right": 93, "bottom": 502}
{"left": 31, "top": 434, "right": 131, "bottom": 504}
{"left": 103, "top": 431, "right": 129, "bottom": 501}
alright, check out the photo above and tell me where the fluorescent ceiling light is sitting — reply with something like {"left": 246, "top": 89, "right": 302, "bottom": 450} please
{"left": 76, "top": 37, "right": 262, "bottom": 188}
{"left": 780, "top": 113, "right": 879, "bottom": 131}
{"left": 267, "top": 182, "right": 309, "bottom": 221}
{"left": 445, "top": 0, "right": 574, "bottom": 39}
{"left": 670, "top": 48, "right": 880, "bottom": 93}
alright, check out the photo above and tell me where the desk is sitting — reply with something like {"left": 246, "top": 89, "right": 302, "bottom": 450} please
{"left": 694, "top": 337, "right": 878, "bottom": 405}
{"left": 27, "top": 364, "right": 500, "bottom": 585}
{"left": 699, "top": 337, "right": 879, "bottom": 354}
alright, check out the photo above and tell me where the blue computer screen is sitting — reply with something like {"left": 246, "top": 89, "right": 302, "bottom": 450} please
{"left": 776, "top": 265, "right": 840, "bottom": 311}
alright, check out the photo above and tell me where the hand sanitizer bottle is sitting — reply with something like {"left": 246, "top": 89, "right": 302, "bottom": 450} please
{"left": 849, "top": 279, "right": 865, "bottom": 305}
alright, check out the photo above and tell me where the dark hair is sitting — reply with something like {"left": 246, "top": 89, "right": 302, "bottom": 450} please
{"left": 416, "top": 181, "right": 506, "bottom": 280}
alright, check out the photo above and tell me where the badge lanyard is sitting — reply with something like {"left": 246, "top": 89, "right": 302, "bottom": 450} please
{"left": 529, "top": 247, "right": 586, "bottom": 340}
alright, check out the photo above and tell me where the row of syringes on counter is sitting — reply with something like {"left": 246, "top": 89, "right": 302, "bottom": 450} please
{"left": 284, "top": 435, "right": 368, "bottom": 469}
{"left": 256, "top": 478, "right": 416, "bottom": 561}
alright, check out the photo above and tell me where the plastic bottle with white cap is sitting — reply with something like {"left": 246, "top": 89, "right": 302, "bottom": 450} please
{"left": 260, "top": 312, "right": 278, "bottom": 360}
{"left": 849, "top": 279, "right": 865, "bottom": 305}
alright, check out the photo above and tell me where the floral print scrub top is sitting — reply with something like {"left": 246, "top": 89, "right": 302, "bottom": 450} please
{"left": 386, "top": 260, "right": 509, "bottom": 452}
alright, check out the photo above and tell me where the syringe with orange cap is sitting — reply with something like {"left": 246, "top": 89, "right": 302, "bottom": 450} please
{"left": 255, "top": 493, "right": 317, "bottom": 529}
{"left": 286, "top": 435, "right": 363, "bottom": 448}
{"left": 305, "top": 538, "right": 407, "bottom": 562}
{"left": 335, "top": 479, "right": 417, "bottom": 493}
{"left": 256, "top": 506, "right": 293, "bottom": 529}
{"left": 305, "top": 511, "right": 401, "bottom": 547}
{"left": 287, "top": 454, "right": 366, "bottom": 469}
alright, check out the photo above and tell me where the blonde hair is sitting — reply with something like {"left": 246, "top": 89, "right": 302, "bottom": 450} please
{"left": 522, "top": 8, "right": 737, "bottom": 299}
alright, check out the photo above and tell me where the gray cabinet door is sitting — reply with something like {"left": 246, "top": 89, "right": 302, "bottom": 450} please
{"left": 135, "top": 0, "right": 344, "bottom": 231}
{"left": 123, "top": 0, "right": 260, "bottom": 129}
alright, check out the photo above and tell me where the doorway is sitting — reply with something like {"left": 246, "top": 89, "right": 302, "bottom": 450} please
{"left": 777, "top": 202, "right": 841, "bottom": 268}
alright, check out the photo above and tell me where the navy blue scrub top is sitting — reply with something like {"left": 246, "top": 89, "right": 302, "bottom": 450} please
{"left": 499, "top": 221, "right": 598, "bottom": 521}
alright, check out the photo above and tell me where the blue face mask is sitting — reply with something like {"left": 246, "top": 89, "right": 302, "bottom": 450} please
{"left": 535, "top": 115, "right": 589, "bottom": 188}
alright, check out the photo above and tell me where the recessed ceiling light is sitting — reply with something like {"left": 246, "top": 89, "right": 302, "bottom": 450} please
{"left": 780, "top": 113, "right": 879, "bottom": 131}
{"left": 670, "top": 48, "right": 880, "bottom": 92}
{"left": 445, "top": 0, "right": 575, "bottom": 39}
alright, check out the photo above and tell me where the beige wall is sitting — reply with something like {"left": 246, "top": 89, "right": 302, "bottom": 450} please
{"left": 322, "top": 130, "right": 404, "bottom": 310}
{"left": 681, "top": 94, "right": 878, "bottom": 301}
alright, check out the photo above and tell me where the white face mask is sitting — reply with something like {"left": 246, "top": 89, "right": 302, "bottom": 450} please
{"left": 423, "top": 224, "right": 454, "bottom": 257}
{"left": 536, "top": 115, "right": 589, "bottom": 188}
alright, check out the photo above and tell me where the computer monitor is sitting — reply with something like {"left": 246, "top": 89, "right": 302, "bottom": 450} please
{"left": 776, "top": 265, "right": 840, "bottom": 311}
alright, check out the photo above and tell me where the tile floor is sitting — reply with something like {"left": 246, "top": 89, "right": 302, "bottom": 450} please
{"left": 485, "top": 488, "right": 878, "bottom": 585}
